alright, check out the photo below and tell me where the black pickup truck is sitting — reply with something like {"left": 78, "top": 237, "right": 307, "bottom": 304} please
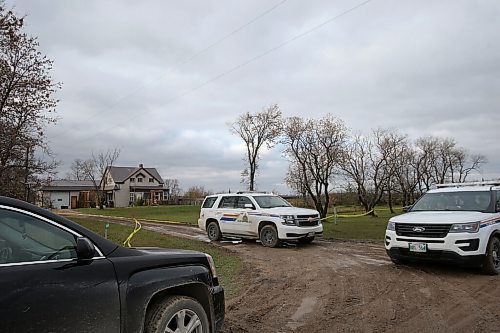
{"left": 0, "top": 196, "right": 224, "bottom": 332}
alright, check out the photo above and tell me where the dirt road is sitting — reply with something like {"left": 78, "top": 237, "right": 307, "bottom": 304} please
{"left": 70, "top": 215, "right": 500, "bottom": 332}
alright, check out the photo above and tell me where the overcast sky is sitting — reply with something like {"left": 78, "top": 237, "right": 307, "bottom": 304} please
{"left": 6, "top": 0, "right": 500, "bottom": 193}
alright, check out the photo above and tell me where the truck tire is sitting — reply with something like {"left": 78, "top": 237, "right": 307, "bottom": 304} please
{"left": 483, "top": 236, "right": 500, "bottom": 275}
{"left": 207, "top": 221, "right": 222, "bottom": 241}
{"left": 260, "top": 225, "right": 279, "bottom": 248}
{"left": 145, "top": 296, "right": 210, "bottom": 333}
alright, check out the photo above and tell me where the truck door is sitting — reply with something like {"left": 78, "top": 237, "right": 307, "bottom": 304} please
{"left": 0, "top": 207, "right": 120, "bottom": 332}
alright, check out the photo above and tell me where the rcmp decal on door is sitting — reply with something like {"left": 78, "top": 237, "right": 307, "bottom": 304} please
{"left": 220, "top": 213, "right": 250, "bottom": 223}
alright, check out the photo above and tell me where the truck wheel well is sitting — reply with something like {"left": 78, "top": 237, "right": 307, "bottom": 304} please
{"left": 489, "top": 231, "right": 500, "bottom": 243}
{"left": 205, "top": 218, "right": 219, "bottom": 231}
{"left": 146, "top": 283, "right": 212, "bottom": 330}
{"left": 258, "top": 221, "right": 275, "bottom": 233}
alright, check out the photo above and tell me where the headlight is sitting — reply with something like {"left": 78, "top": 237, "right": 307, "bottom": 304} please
{"left": 280, "top": 215, "right": 295, "bottom": 225}
{"left": 449, "top": 222, "right": 479, "bottom": 233}
{"left": 205, "top": 254, "right": 218, "bottom": 279}
{"left": 387, "top": 221, "right": 396, "bottom": 231}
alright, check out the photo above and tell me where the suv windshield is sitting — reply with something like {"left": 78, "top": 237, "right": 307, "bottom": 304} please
{"left": 411, "top": 191, "right": 492, "bottom": 212}
{"left": 252, "top": 195, "right": 291, "bottom": 209}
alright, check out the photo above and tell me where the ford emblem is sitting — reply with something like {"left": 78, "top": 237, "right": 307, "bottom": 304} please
{"left": 413, "top": 227, "right": 425, "bottom": 232}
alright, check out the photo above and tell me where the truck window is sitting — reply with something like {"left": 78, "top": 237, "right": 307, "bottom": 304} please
{"left": 202, "top": 197, "right": 217, "bottom": 208}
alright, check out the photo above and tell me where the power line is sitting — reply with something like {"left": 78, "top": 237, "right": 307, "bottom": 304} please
{"left": 51, "top": 0, "right": 289, "bottom": 141}
{"left": 54, "top": 0, "right": 374, "bottom": 147}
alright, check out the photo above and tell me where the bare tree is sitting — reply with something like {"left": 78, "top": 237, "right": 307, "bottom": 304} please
{"left": 341, "top": 133, "right": 389, "bottom": 215}
{"left": 393, "top": 146, "right": 420, "bottom": 206}
{"left": 373, "top": 129, "right": 410, "bottom": 213}
{"left": 0, "top": 4, "right": 61, "bottom": 200}
{"left": 415, "top": 136, "right": 486, "bottom": 189}
{"left": 229, "top": 104, "right": 282, "bottom": 191}
{"left": 283, "top": 114, "right": 347, "bottom": 218}
{"left": 66, "top": 159, "right": 88, "bottom": 180}
{"left": 284, "top": 160, "right": 312, "bottom": 206}
{"left": 164, "top": 178, "right": 181, "bottom": 200}
{"left": 184, "top": 186, "right": 211, "bottom": 199}
{"left": 80, "top": 148, "right": 120, "bottom": 209}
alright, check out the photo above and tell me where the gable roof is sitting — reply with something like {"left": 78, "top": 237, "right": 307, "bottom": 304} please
{"left": 42, "top": 180, "right": 96, "bottom": 191}
{"left": 107, "top": 166, "right": 164, "bottom": 184}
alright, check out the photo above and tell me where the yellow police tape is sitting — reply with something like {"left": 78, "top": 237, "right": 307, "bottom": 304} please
{"left": 123, "top": 218, "right": 142, "bottom": 248}
{"left": 320, "top": 209, "right": 374, "bottom": 221}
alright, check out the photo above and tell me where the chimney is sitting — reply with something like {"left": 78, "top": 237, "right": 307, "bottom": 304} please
{"left": 139, "top": 163, "right": 144, "bottom": 168}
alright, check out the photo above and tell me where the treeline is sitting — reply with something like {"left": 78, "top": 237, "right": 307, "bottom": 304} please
{"left": 230, "top": 105, "right": 487, "bottom": 217}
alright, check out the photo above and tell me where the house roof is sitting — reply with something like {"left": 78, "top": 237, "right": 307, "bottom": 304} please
{"left": 107, "top": 166, "right": 164, "bottom": 184}
{"left": 42, "top": 180, "right": 96, "bottom": 191}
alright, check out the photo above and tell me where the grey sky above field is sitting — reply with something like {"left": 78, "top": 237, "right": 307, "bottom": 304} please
{"left": 7, "top": 0, "right": 500, "bottom": 193}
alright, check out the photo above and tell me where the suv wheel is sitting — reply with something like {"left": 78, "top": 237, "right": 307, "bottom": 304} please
{"left": 207, "top": 221, "right": 222, "bottom": 241}
{"left": 483, "top": 236, "right": 500, "bottom": 275}
{"left": 260, "top": 225, "right": 279, "bottom": 248}
{"left": 145, "top": 296, "right": 209, "bottom": 333}
{"left": 146, "top": 296, "right": 210, "bottom": 333}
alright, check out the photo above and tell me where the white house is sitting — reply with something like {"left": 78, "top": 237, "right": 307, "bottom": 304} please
{"left": 101, "top": 164, "right": 166, "bottom": 207}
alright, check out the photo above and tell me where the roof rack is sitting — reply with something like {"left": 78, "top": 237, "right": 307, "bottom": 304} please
{"left": 236, "top": 191, "right": 271, "bottom": 194}
{"left": 436, "top": 181, "right": 500, "bottom": 188}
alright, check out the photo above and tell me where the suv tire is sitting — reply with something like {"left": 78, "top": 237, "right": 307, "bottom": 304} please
{"left": 145, "top": 296, "right": 210, "bottom": 333}
{"left": 483, "top": 236, "right": 500, "bottom": 275}
{"left": 260, "top": 225, "right": 279, "bottom": 248}
{"left": 207, "top": 221, "right": 222, "bottom": 241}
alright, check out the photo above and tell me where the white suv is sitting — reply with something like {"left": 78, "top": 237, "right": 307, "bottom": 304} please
{"left": 198, "top": 192, "right": 323, "bottom": 247}
{"left": 385, "top": 182, "right": 500, "bottom": 274}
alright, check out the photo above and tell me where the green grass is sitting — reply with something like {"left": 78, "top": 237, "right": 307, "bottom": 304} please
{"left": 69, "top": 217, "right": 242, "bottom": 296}
{"left": 322, "top": 207, "right": 403, "bottom": 241}
{"left": 77, "top": 205, "right": 201, "bottom": 225}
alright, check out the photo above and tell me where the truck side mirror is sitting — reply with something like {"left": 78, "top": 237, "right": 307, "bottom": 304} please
{"left": 76, "top": 237, "right": 96, "bottom": 261}
{"left": 244, "top": 203, "right": 255, "bottom": 210}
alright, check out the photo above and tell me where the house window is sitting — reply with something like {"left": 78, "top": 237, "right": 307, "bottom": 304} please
{"left": 130, "top": 193, "right": 135, "bottom": 203}
{"left": 130, "top": 178, "right": 135, "bottom": 182}
{"left": 137, "top": 178, "right": 143, "bottom": 183}
{"left": 149, "top": 178, "right": 154, "bottom": 183}
{"left": 155, "top": 192, "right": 162, "bottom": 202}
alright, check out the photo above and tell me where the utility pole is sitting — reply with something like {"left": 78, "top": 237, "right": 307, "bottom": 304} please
{"left": 24, "top": 146, "right": 30, "bottom": 202}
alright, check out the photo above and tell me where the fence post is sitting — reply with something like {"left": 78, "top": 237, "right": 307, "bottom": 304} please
{"left": 334, "top": 207, "right": 337, "bottom": 225}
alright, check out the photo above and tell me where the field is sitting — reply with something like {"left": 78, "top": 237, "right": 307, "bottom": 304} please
{"left": 77, "top": 205, "right": 200, "bottom": 224}
{"left": 77, "top": 205, "right": 403, "bottom": 240}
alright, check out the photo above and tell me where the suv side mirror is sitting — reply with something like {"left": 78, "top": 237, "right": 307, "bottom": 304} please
{"left": 244, "top": 203, "right": 255, "bottom": 210}
{"left": 403, "top": 205, "right": 413, "bottom": 213}
{"left": 76, "top": 237, "right": 96, "bottom": 261}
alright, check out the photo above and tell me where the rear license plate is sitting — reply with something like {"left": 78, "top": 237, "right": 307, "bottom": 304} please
{"left": 409, "top": 242, "right": 427, "bottom": 253}
{"left": 307, "top": 232, "right": 315, "bottom": 237}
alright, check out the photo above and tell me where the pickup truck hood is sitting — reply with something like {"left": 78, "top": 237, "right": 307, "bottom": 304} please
{"left": 135, "top": 247, "right": 203, "bottom": 257}
{"left": 390, "top": 211, "right": 495, "bottom": 223}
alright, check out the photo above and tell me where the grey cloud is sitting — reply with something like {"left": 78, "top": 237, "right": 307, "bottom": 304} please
{"left": 8, "top": 0, "right": 500, "bottom": 191}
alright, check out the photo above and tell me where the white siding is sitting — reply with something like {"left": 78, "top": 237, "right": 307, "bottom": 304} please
{"left": 49, "top": 192, "right": 70, "bottom": 209}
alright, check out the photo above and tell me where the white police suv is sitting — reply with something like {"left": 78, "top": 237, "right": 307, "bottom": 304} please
{"left": 198, "top": 192, "right": 323, "bottom": 247}
{"left": 385, "top": 182, "right": 500, "bottom": 274}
